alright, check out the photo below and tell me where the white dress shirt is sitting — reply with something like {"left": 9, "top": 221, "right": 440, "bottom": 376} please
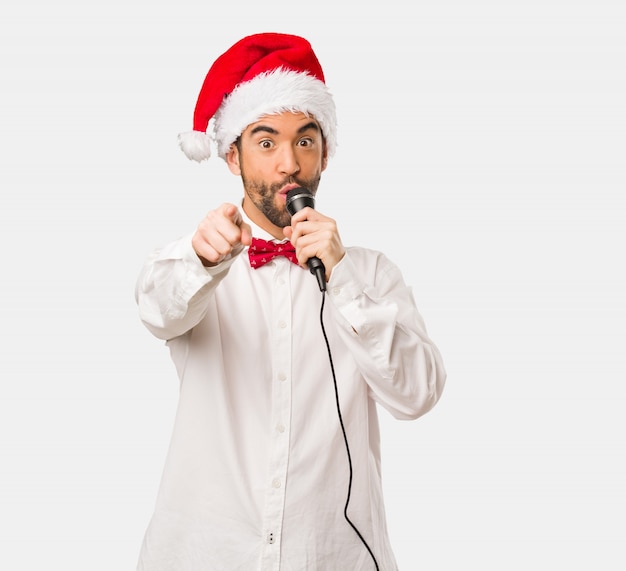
{"left": 134, "top": 215, "right": 446, "bottom": 571}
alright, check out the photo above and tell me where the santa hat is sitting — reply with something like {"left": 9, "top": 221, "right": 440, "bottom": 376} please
{"left": 178, "top": 33, "right": 337, "bottom": 162}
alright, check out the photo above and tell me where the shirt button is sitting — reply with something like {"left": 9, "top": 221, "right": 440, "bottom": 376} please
{"left": 272, "top": 478, "right": 281, "bottom": 488}
{"left": 278, "top": 320, "right": 287, "bottom": 329}
{"left": 276, "top": 423, "right": 285, "bottom": 433}
{"left": 331, "top": 287, "right": 341, "bottom": 296}
{"left": 277, "top": 372, "right": 287, "bottom": 382}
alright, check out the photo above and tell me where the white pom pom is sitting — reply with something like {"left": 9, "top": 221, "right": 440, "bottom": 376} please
{"left": 178, "top": 131, "right": 212, "bottom": 162}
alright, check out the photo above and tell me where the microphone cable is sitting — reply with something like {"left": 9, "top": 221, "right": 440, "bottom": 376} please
{"left": 318, "top": 290, "right": 380, "bottom": 571}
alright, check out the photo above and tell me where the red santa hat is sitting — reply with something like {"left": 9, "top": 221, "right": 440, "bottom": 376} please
{"left": 178, "top": 32, "right": 337, "bottom": 162}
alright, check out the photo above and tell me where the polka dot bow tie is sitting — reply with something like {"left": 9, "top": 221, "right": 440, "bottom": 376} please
{"left": 248, "top": 237, "right": 299, "bottom": 269}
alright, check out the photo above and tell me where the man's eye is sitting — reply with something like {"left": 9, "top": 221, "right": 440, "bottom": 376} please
{"left": 298, "top": 138, "right": 313, "bottom": 147}
{"left": 260, "top": 140, "right": 273, "bottom": 149}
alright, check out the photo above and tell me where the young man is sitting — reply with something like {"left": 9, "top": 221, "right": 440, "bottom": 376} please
{"left": 135, "top": 33, "right": 446, "bottom": 570}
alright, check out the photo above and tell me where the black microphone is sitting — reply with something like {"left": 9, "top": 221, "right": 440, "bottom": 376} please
{"left": 286, "top": 187, "right": 327, "bottom": 292}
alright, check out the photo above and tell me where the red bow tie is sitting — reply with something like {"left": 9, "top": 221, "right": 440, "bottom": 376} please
{"left": 248, "top": 237, "right": 299, "bottom": 269}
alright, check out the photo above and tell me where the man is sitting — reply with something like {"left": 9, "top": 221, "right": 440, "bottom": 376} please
{"left": 135, "top": 32, "right": 446, "bottom": 570}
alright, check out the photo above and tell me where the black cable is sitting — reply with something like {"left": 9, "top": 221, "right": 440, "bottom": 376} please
{"left": 319, "top": 291, "right": 380, "bottom": 571}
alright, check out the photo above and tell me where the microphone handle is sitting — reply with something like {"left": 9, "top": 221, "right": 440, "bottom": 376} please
{"left": 308, "top": 256, "right": 326, "bottom": 292}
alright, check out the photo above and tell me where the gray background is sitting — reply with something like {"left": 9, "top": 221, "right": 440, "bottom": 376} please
{"left": 1, "top": 0, "right": 624, "bottom": 568}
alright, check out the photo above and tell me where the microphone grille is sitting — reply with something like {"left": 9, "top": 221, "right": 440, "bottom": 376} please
{"left": 286, "top": 187, "right": 315, "bottom": 215}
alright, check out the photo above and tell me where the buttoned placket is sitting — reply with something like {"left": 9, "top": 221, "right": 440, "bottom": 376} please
{"left": 260, "top": 258, "right": 293, "bottom": 570}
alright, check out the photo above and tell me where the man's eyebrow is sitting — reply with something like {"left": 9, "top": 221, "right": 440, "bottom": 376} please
{"left": 250, "top": 125, "right": 278, "bottom": 136}
{"left": 298, "top": 121, "right": 320, "bottom": 134}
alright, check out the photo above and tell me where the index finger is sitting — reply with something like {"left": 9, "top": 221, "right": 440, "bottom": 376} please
{"left": 221, "top": 203, "right": 242, "bottom": 223}
{"left": 220, "top": 203, "right": 251, "bottom": 246}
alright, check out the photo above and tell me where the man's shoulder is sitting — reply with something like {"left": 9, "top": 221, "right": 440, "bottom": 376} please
{"left": 345, "top": 245, "right": 388, "bottom": 263}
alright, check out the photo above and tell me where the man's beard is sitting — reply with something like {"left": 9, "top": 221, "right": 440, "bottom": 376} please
{"left": 242, "top": 175, "right": 321, "bottom": 228}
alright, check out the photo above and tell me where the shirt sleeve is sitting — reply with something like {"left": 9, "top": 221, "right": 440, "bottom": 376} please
{"left": 326, "top": 248, "right": 447, "bottom": 420}
{"left": 134, "top": 234, "right": 240, "bottom": 341}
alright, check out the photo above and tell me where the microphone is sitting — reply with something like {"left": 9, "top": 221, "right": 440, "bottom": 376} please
{"left": 286, "top": 187, "right": 327, "bottom": 292}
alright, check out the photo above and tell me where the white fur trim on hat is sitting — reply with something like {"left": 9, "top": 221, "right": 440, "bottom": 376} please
{"left": 213, "top": 68, "right": 337, "bottom": 160}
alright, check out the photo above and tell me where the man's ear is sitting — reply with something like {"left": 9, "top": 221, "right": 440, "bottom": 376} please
{"left": 226, "top": 144, "right": 241, "bottom": 175}
{"left": 321, "top": 142, "right": 329, "bottom": 172}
